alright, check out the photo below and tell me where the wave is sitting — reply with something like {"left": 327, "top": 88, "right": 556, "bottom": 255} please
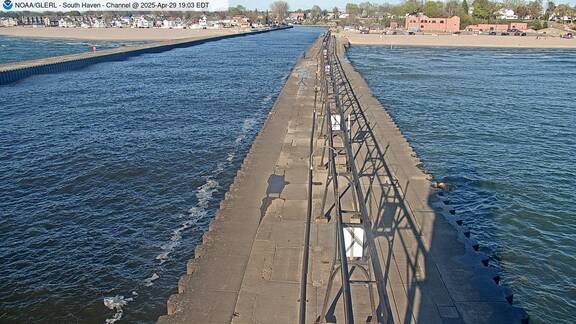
{"left": 101, "top": 111, "right": 262, "bottom": 323}
{"left": 103, "top": 295, "right": 133, "bottom": 324}
{"left": 154, "top": 116, "right": 257, "bottom": 266}
{"left": 143, "top": 273, "right": 160, "bottom": 287}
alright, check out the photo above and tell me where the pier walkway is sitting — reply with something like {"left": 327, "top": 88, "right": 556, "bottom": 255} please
{"left": 159, "top": 32, "right": 528, "bottom": 324}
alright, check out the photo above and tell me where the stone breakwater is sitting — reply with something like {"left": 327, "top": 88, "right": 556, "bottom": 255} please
{"left": 152, "top": 30, "right": 528, "bottom": 323}
{"left": 0, "top": 26, "right": 292, "bottom": 86}
{"left": 157, "top": 32, "right": 529, "bottom": 323}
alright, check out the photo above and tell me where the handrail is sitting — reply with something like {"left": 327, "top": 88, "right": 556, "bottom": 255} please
{"left": 325, "top": 88, "right": 355, "bottom": 324}
{"left": 327, "top": 35, "right": 393, "bottom": 323}
{"left": 298, "top": 31, "right": 332, "bottom": 324}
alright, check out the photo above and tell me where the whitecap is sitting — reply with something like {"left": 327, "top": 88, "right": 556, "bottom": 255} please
{"left": 155, "top": 179, "right": 219, "bottom": 264}
{"left": 103, "top": 295, "right": 133, "bottom": 324}
{"left": 143, "top": 273, "right": 160, "bottom": 287}
{"left": 153, "top": 116, "right": 258, "bottom": 264}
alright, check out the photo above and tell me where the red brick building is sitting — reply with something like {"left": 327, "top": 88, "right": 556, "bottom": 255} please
{"left": 465, "top": 22, "right": 529, "bottom": 32}
{"left": 405, "top": 14, "right": 460, "bottom": 33}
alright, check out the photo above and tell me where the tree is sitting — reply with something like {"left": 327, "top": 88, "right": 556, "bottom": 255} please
{"left": 472, "top": 0, "right": 494, "bottom": 20}
{"left": 527, "top": 0, "right": 543, "bottom": 19}
{"left": 270, "top": 1, "right": 289, "bottom": 21}
{"left": 359, "top": 2, "right": 376, "bottom": 17}
{"left": 310, "top": 5, "right": 322, "bottom": 20}
{"left": 229, "top": 5, "right": 246, "bottom": 16}
{"left": 445, "top": 0, "right": 462, "bottom": 17}
{"left": 422, "top": 1, "right": 444, "bottom": 17}
{"left": 403, "top": 0, "right": 421, "bottom": 15}
{"left": 544, "top": 1, "right": 555, "bottom": 19}
{"left": 346, "top": 3, "right": 360, "bottom": 15}
{"left": 462, "top": 0, "right": 470, "bottom": 14}
{"left": 515, "top": 4, "right": 530, "bottom": 18}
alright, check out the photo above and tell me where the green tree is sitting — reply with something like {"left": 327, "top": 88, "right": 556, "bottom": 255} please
{"left": 403, "top": 0, "right": 420, "bottom": 14}
{"left": 472, "top": 0, "right": 494, "bottom": 20}
{"left": 310, "top": 5, "right": 322, "bottom": 20}
{"left": 462, "top": 0, "right": 470, "bottom": 14}
{"left": 423, "top": 1, "right": 444, "bottom": 16}
{"left": 228, "top": 5, "right": 246, "bottom": 16}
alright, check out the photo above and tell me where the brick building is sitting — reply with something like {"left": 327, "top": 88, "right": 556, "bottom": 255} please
{"left": 405, "top": 14, "right": 461, "bottom": 33}
{"left": 465, "top": 22, "right": 529, "bottom": 32}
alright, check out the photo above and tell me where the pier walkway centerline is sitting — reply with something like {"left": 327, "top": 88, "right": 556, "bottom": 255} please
{"left": 159, "top": 32, "right": 529, "bottom": 324}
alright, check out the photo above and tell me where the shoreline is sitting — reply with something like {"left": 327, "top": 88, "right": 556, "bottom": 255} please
{"left": 0, "top": 26, "right": 241, "bottom": 41}
{"left": 343, "top": 32, "right": 576, "bottom": 48}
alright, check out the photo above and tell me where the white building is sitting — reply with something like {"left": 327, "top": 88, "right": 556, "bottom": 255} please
{"left": 0, "top": 18, "right": 18, "bottom": 27}
{"left": 93, "top": 19, "right": 106, "bottom": 28}
{"left": 199, "top": 15, "right": 208, "bottom": 28}
{"left": 134, "top": 16, "right": 152, "bottom": 28}
{"left": 496, "top": 8, "right": 518, "bottom": 20}
{"left": 58, "top": 18, "right": 76, "bottom": 28}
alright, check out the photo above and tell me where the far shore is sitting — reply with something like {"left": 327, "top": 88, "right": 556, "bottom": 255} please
{"left": 342, "top": 32, "right": 576, "bottom": 49}
{"left": 0, "top": 26, "right": 240, "bottom": 41}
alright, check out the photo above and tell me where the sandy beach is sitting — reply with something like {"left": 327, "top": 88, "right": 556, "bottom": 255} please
{"left": 342, "top": 32, "right": 576, "bottom": 48}
{"left": 0, "top": 27, "right": 239, "bottom": 41}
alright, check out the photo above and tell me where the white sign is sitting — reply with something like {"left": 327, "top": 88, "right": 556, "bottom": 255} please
{"left": 331, "top": 115, "right": 341, "bottom": 131}
{"left": 343, "top": 226, "right": 364, "bottom": 258}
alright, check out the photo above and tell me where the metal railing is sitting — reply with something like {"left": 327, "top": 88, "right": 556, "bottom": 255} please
{"left": 299, "top": 31, "right": 394, "bottom": 324}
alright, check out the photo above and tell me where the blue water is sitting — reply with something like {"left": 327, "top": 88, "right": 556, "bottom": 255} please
{"left": 347, "top": 45, "right": 576, "bottom": 324}
{"left": 0, "top": 27, "right": 324, "bottom": 323}
{"left": 0, "top": 36, "right": 135, "bottom": 64}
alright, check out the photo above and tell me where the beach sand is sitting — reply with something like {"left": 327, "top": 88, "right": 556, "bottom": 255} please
{"left": 0, "top": 27, "right": 239, "bottom": 41}
{"left": 342, "top": 31, "right": 576, "bottom": 48}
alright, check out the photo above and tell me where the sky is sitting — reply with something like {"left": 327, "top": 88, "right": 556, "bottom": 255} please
{"left": 229, "top": 0, "right": 576, "bottom": 11}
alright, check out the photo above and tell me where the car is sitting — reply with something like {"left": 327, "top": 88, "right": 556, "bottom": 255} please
{"left": 562, "top": 33, "right": 574, "bottom": 39}
{"left": 489, "top": 31, "right": 497, "bottom": 35}
{"left": 359, "top": 28, "right": 369, "bottom": 34}
{"left": 501, "top": 32, "right": 510, "bottom": 36}
{"left": 408, "top": 31, "right": 415, "bottom": 35}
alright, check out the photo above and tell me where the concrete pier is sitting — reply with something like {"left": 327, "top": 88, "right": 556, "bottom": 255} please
{"left": 0, "top": 26, "right": 291, "bottom": 86}
{"left": 159, "top": 33, "right": 528, "bottom": 323}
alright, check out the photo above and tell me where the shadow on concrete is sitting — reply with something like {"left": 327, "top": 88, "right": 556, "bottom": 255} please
{"left": 260, "top": 173, "right": 289, "bottom": 222}
{"left": 331, "top": 45, "right": 529, "bottom": 323}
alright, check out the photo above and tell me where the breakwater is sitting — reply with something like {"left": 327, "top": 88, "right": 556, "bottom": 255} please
{"left": 159, "top": 32, "right": 529, "bottom": 323}
{"left": 0, "top": 26, "right": 291, "bottom": 86}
